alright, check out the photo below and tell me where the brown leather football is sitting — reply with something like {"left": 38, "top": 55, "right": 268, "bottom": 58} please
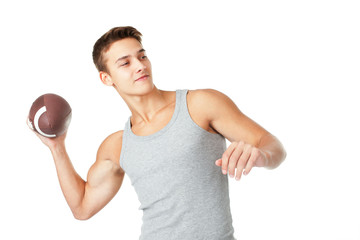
{"left": 28, "top": 94, "right": 72, "bottom": 138}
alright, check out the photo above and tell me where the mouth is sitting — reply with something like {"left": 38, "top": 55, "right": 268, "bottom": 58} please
{"left": 135, "top": 75, "right": 149, "bottom": 82}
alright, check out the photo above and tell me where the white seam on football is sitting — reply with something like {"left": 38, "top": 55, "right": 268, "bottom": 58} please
{"left": 34, "top": 106, "right": 56, "bottom": 138}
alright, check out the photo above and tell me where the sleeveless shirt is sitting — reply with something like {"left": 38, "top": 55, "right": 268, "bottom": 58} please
{"left": 120, "top": 89, "right": 236, "bottom": 240}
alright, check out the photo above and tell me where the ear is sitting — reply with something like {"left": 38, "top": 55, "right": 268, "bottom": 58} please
{"left": 99, "top": 71, "right": 114, "bottom": 86}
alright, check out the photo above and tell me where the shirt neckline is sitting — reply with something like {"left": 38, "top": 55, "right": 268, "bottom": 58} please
{"left": 126, "top": 89, "right": 182, "bottom": 141}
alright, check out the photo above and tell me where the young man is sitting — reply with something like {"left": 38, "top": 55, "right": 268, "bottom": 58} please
{"left": 30, "top": 26, "right": 286, "bottom": 239}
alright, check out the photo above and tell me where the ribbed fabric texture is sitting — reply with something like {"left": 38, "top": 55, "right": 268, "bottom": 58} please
{"left": 120, "top": 89, "right": 236, "bottom": 240}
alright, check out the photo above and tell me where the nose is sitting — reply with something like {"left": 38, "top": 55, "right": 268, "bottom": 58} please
{"left": 135, "top": 58, "right": 146, "bottom": 73}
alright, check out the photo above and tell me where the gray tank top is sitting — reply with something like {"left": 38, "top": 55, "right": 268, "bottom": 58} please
{"left": 120, "top": 89, "right": 236, "bottom": 240}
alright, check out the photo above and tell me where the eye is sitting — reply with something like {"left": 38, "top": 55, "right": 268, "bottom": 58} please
{"left": 120, "top": 62, "right": 129, "bottom": 67}
{"left": 141, "top": 55, "right": 147, "bottom": 60}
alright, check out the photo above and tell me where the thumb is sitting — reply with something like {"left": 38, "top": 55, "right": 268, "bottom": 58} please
{"left": 215, "top": 159, "right": 222, "bottom": 166}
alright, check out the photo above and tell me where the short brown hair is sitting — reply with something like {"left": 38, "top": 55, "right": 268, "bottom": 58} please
{"left": 92, "top": 26, "right": 142, "bottom": 73}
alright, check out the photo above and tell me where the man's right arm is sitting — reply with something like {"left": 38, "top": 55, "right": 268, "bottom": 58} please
{"left": 38, "top": 130, "right": 125, "bottom": 220}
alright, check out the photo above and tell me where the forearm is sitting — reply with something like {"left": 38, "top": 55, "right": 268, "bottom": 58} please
{"left": 257, "top": 133, "right": 286, "bottom": 169}
{"left": 50, "top": 143, "right": 86, "bottom": 217}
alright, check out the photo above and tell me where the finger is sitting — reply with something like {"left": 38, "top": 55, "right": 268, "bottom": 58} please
{"left": 26, "top": 116, "right": 34, "bottom": 131}
{"left": 215, "top": 159, "right": 222, "bottom": 166}
{"left": 26, "top": 117, "right": 43, "bottom": 139}
{"left": 228, "top": 142, "right": 244, "bottom": 178}
{"left": 221, "top": 142, "right": 237, "bottom": 175}
{"left": 243, "top": 148, "right": 260, "bottom": 176}
{"left": 235, "top": 144, "right": 251, "bottom": 181}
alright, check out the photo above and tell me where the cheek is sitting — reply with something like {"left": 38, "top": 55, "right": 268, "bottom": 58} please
{"left": 116, "top": 73, "right": 132, "bottom": 85}
{"left": 146, "top": 61, "right": 152, "bottom": 71}
{"left": 108, "top": 71, "right": 129, "bottom": 86}
{"left": 110, "top": 67, "right": 129, "bottom": 78}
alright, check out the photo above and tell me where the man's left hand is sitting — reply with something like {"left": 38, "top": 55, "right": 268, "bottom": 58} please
{"left": 215, "top": 141, "right": 268, "bottom": 181}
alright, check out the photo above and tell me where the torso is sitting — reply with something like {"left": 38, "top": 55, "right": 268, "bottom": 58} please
{"left": 130, "top": 90, "right": 217, "bottom": 136}
{"left": 117, "top": 89, "right": 235, "bottom": 239}
{"left": 105, "top": 89, "right": 218, "bottom": 168}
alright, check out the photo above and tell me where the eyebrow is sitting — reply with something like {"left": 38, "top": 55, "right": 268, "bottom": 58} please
{"left": 115, "top": 49, "right": 146, "bottom": 63}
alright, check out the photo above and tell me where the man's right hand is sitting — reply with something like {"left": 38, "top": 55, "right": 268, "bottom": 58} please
{"left": 27, "top": 116, "right": 67, "bottom": 149}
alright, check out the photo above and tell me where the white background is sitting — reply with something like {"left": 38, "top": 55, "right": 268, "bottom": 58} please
{"left": 1, "top": 0, "right": 359, "bottom": 239}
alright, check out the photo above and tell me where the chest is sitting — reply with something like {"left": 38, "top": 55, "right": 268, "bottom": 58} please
{"left": 131, "top": 97, "right": 217, "bottom": 137}
{"left": 122, "top": 125, "right": 226, "bottom": 188}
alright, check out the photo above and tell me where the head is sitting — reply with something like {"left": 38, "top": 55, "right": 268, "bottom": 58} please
{"left": 93, "top": 26, "right": 142, "bottom": 73}
{"left": 92, "top": 26, "right": 154, "bottom": 96}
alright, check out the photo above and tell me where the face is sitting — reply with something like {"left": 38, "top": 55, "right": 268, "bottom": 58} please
{"left": 100, "top": 38, "right": 154, "bottom": 96}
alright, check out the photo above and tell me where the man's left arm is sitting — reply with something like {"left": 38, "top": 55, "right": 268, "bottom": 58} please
{"left": 193, "top": 89, "right": 286, "bottom": 181}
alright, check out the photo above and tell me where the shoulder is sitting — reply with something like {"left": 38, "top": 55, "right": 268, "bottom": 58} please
{"left": 187, "top": 88, "right": 238, "bottom": 118}
{"left": 188, "top": 88, "right": 234, "bottom": 105}
{"left": 187, "top": 89, "right": 269, "bottom": 145}
{"left": 96, "top": 130, "right": 124, "bottom": 172}
{"left": 186, "top": 89, "right": 237, "bottom": 134}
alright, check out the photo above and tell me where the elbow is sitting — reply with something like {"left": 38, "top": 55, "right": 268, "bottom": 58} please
{"left": 266, "top": 145, "right": 287, "bottom": 170}
{"left": 73, "top": 213, "right": 90, "bottom": 221}
{"left": 272, "top": 137, "right": 287, "bottom": 169}
{"left": 73, "top": 214, "right": 90, "bottom": 221}
{"left": 72, "top": 209, "right": 93, "bottom": 221}
{"left": 274, "top": 146, "right": 287, "bottom": 169}
{"left": 283, "top": 148, "right": 287, "bottom": 162}
{"left": 276, "top": 148, "right": 287, "bottom": 168}
{"left": 259, "top": 134, "right": 286, "bottom": 169}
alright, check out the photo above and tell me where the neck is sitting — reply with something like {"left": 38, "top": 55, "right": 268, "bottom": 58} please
{"left": 120, "top": 86, "right": 169, "bottom": 124}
